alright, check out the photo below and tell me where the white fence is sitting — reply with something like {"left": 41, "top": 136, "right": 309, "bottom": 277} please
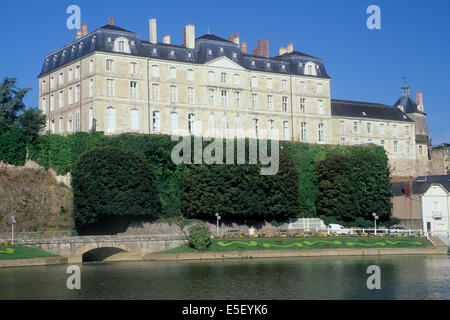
{"left": 327, "top": 227, "right": 425, "bottom": 236}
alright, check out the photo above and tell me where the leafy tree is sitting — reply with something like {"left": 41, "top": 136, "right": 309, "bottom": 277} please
{"left": 0, "top": 126, "right": 27, "bottom": 165}
{"left": 71, "top": 146, "right": 162, "bottom": 233}
{"left": 17, "top": 108, "right": 46, "bottom": 141}
{"left": 0, "top": 78, "right": 30, "bottom": 125}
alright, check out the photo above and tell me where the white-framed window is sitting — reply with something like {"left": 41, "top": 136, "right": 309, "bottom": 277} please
{"left": 283, "top": 121, "right": 289, "bottom": 140}
{"left": 381, "top": 140, "right": 385, "bottom": 149}
{"left": 42, "top": 98, "right": 47, "bottom": 112}
{"left": 208, "top": 89, "right": 215, "bottom": 106}
{"left": 152, "top": 110, "right": 161, "bottom": 133}
{"left": 221, "top": 72, "right": 227, "bottom": 84}
{"left": 151, "top": 84, "right": 159, "bottom": 101}
{"left": 406, "top": 142, "right": 411, "bottom": 154}
{"left": 267, "top": 95, "right": 273, "bottom": 111}
{"left": 282, "top": 79, "right": 288, "bottom": 89}
{"left": 170, "top": 112, "right": 178, "bottom": 134}
{"left": 354, "top": 138, "right": 359, "bottom": 145}
{"left": 50, "top": 94, "right": 54, "bottom": 111}
{"left": 75, "top": 111, "right": 80, "bottom": 132}
{"left": 282, "top": 96, "right": 288, "bottom": 112}
{"left": 170, "top": 67, "right": 177, "bottom": 80}
{"left": 340, "top": 120, "right": 345, "bottom": 132}
{"left": 188, "top": 87, "right": 195, "bottom": 104}
{"left": 432, "top": 200, "right": 442, "bottom": 218}
{"left": 187, "top": 69, "right": 194, "bottom": 81}
{"left": 89, "top": 59, "right": 95, "bottom": 73}
{"left": 106, "top": 107, "right": 115, "bottom": 134}
{"left": 252, "top": 94, "right": 258, "bottom": 109}
{"left": 188, "top": 113, "right": 195, "bottom": 135}
{"left": 233, "top": 74, "right": 240, "bottom": 85}
{"left": 221, "top": 116, "right": 229, "bottom": 139}
{"left": 368, "top": 139, "right": 373, "bottom": 144}
{"left": 50, "top": 77, "right": 55, "bottom": 89}
{"left": 59, "top": 117, "right": 64, "bottom": 133}
{"left": 75, "top": 65, "right": 80, "bottom": 78}
{"left": 340, "top": 137, "right": 345, "bottom": 145}
{"left": 170, "top": 86, "right": 177, "bottom": 103}
{"left": 106, "top": 79, "right": 114, "bottom": 97}
{"left": 301, "top": 122, "right": 307, "bottom": 141}
{"left": 251, "top": 76, "right": 258, "bottom": 88}
{"left": 268, "top": 120, "right": 274, "bottom": 139}
{"left": 208, "top": 71, "right": 215, "bottom": 82}
{"left": 353, "top": 122, "right": 358, "bottom": 133}
{"left": 130, "top": 81, "right": 138, "bottom": 99}
{"left": 318, "top": 123, "right": 324, "bottom": 143}
{"left": 419, "top": 145, "right": 423, "bottom": 156}
{"left": 394, "top": 141, "right": 398, "bottom": 153}
{"left": 59, "top": 91, "right": 64, "bottom": 108}
{"left": 318, "top": 100, "right": 324, "bottom": 115}
{"left": 300, "top": 81, "right": 305, "bottom": 93}
{"left": 42, "top": 80, "right": 46, "bottom": 93}
{"left": 221, "top": 90, "right": 228, "bottom": 107}
{"left": 393, "top": 125, "right": 398, "bottom": 136}
{"left": 152, "top": 65, "right": 160, "bottom": 77}
{"left": 68, "top": 69, "right": 73, "bottom": 81}
{"left": 68, "top": 88, "right": 73, "bottom": 105}
{"left": 75, "top": 85, "right": 80, "bottom": 102}
{"left": 267, "top": 78, "right": 273, "bottom": 89}
{"left": 88, "top": 107, "right": 95, "bottom": 131}
{"left": 67, "top": 113, "right": 73, "bottom": 133}
{"left": 317, "top": 82, "right": 322, "bottom": 94}
{"left": 118, "top": 41, "right": 125, "bottom": 52}
{"left": 208, "top": 115, "right": 217, "bottom": 133}
{"left": 367, "top": 122, "right": 372, "bottom": 134}
{"left": 253, "top": 118, "right": 259, "bottom": 138}
{"left": 234, "top": 91, "right": 240, "bottom": 108}
{"left": 300, "top": 98, "right": 306, "bottom": 113}
{"left": 59, "top": 72, "right": 64, "bottom": 86}
{"left": 380, "top": 123, "right": 385, "bottom": 135}
{"left": 89, "top": 79, "right": 95, "bottom": 97}
{"left": 130, "top": 62, "right": 137, "bottom": 74}
{"left": 405, "top": 125, "right": 410, "bottom": 136}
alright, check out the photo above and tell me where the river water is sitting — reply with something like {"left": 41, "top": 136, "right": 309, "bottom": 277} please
{"left": 0, "top": 255, "right": 449, "bottom": 300}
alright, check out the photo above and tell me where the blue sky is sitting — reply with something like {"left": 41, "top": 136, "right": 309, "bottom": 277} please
{"left": 0, "top": 0, "right": 449, "bottom": 144}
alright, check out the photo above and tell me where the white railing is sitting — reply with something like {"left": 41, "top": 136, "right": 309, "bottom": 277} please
{"left": 327, "top": 227, "right": 424, "bottom": 236}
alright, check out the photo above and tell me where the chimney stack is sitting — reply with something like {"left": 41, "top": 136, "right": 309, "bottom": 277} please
{"left": 184, "top": 25, "right": 195, "bottom": 49}
{"left": 228, "top": 35, "right": 234, "bottom": 43}
{"left": 233, "top": 33, "right": 240, "bottom": 45}
{"left": 241, "top": 42, "right": 247, "bottom": 54}
{"left": 416, "top": 92, "right": 424, "bottom": 112}
{"left": 149, "top": 19, "right": 157, "bottom": 44}
{"left": 76, "top": 29, "right": 82, "bottom": 39}
{"left": 287, "top": 43, "right": 294, "bottom": 53}
{"left": 81, "top": 24, "right": 88, "bottom": 36}
{"left": 257, "top": 40, "right": 263, "bottom": 56}
{"left": 279, "top": 47, "right": 287, "bottom": 55}
{"left": 263, "top": 38, "right": 269, "bottom": 58}
{"left": 163, "top": 35, "right": 171, "bottom": 44}
{"left": 109, "top": 17, "right": 114, "bottom": 25}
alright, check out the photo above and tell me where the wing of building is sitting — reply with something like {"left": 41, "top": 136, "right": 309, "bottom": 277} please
{"left": 38, "top": 18, "right": 438, "bottom": 177}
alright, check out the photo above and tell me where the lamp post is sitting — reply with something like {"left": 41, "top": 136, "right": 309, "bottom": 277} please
{"left": 11, "top": 216, "right": 16, "bottom": 245}
{"left": 372, "top": 213, "right": 379, "bottom": 236}
{"left": 215, "top": 213, "right": 221, "bottom": 237}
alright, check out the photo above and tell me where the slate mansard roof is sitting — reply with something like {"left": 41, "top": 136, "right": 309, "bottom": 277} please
{"left": 39, "top": 24, "right": 331, "bottom": 79}
{"left": 392, "top": 175, "right": 450, "bottom": 196}
{"left": 331, "top": 99, "right": 414, "bottom": 123}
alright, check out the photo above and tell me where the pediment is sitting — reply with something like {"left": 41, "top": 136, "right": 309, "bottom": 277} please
{"left": 204, "top": 56, "right": 245, "bottom": 70}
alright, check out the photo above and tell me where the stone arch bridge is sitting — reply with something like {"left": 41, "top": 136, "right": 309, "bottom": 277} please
{"left": 17, "top": 234, "right": 186, "bottom": 263}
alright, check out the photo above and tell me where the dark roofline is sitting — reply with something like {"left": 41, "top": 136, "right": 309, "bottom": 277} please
{"left": 332, "top": 99, "right": 392, "bottom": 108}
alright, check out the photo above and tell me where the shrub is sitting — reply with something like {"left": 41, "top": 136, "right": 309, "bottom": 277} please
{"left": 187, "top": 223, "right": 211, "bottom": 251}
{"left": 71, "top": 146, "right": 162, "bottom": 233}
{"left": 0, "top": 126, "right": 26, "bottom": 165}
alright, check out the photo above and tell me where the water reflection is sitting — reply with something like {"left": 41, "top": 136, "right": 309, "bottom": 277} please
{"left": 0, "top": 255, "right": 448, "bottom": 300}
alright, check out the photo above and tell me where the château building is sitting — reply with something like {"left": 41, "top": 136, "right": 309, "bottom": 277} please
{"left": 38, "top": 18, "right": 432, "bottom": 176}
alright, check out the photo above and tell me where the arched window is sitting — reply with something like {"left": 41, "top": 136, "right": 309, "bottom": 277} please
{"left": 170, "top": 112, "right": 178, "bottom": 134}
{"left": 188, "top": 114, "right": 195, "bottom": 135}
{"left": 106, "top": 107, "right": 115, "bottom": 134}
{"left": 152, "top": 110, "right": 160, "bottom": 133}
{"left": 131, "top": 109, "right": 139, "bottom": 132}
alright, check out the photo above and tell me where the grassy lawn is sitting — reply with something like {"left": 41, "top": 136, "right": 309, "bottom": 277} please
{"left": 158, "top": 237, "right": 431, "bottom": 254}
{"left": 0, "top": 245, "right": 58, "bottom": 260}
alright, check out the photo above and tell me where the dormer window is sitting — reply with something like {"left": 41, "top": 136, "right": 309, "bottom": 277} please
{"left": 107, "top": 37, "right": 112, "bottom": 43}
{"left": 251, "top": 61, "right": 255, "bottom": 67}
{"left": 118, "top": 41, "right": 124, "bottom": 52}
{"left": 207, "top": 49, "right": 212, "bottom": 55}
{"left": 130, "top": 40, "right": 135, "bottom": 46}
{"left": 53, "top": 55, "right": 57, "bottom": 61}
{"left": 281, "top": 64, "right": 286, "bottom": 70}
{"left": 62, "top": 51, "right": 66, "bottom": 57}
{"left": 220, "top": 47, "right": 224, "bottom": 53}
{"left": 114, "top": 37, "right": 130, "bottom": 53}
{"left": 305, "top": 62, "right": 317, "bottom": 76}
{"left": 187, "top": 52, "right": 192, "bottom": 58}
{"left": 170, "top": 50, "right": 175, "bottom": 56}
{"left": 232, "top": 52, "right": 237, "bottom": 59}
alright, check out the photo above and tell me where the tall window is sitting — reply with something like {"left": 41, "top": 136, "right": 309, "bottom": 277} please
{"left": 393, "top": 125, "right": 398, "bottom": 136}
{"left": 75, "top": 111, "right": 80, "bottom": 132}
{"left": 268, "top": 120, "right": 274, "bottom": 139}
{"left": 151, "top": 84, "right": 159, "bottom": 101}
{"left": 234, "top": 74, "right": 240, "bottom": 85}
{"left": 50, "top": 77, "right": 55, "bottom": 89}
{"left": 252, "top": 94, "right": 258, "bottom": 109}
{"left": 208, "top": 115, "right": 217, "bottom": 134}
{"left": 75, "top": 65, "right": 80, "bottom": 78}
{"left": 317, "top": 82, "right": 322, "bottom": 94}
{"left": 170, "top": 113, "right": 178, "bottom": 134}
{"left": 283, "top": 121, "right": 289, "bottom": 140}
{"left": 282, "top": 79, "right": 287, "bottom": 90}
{"left": 340, "top": 120, "right": 345, "bottom": 132}
{"left": 152, "top": 111, "right": 160, "bottom": 133}
{"left": 406, "top": 142, "right": 411, "bottom": 154}
{"left": 42, "top": 98, "right": 47, "bottom": 112}
{"left": 221, "top": 90, "right": 228, "bottom": 107}
{"left": 170, "top": 86, "right": 177, "bottom": 103}
{"left": 267, "top": 78, "right": 273, "bottom": 89}
{"left": 188, "top": 87, "right": 195, "bottom": 104}
{"left": 234, "top": 91, "right": 240, "bottom": 108}
{"left": 353, "top": 122, "right": 358, "bottom": 133}
{"left": 59, "top": 73, "right": 64, "bottom": 86}
{"left": 221, "top": 73, "right": 227, "bottom": 83}
{"left": 152, "top": 65, "right": 160, "bottom": 77}
{"left": 405, "top": 125, "right": 410, "bottom": 136}
{"left": 118, "top": 41, "right": 125, "bottom": 52}
{"left": 380, "top": 123, "right": 385, "bottom": 135}
{"left": 88, "top": 107, "right": 95, "bottom": 131}
{"left": 68, "top": 69, "right": 73, "bottom": 81}
{"left": 67, "top": 113, "right": 73, "bottom": 133}
{"left": 381, "top": 140, "right": 385, "bottom": 149}
{"left": 106, "top": 79, "right": 114, "bottom": 97}
{"left": 318, "top": 100, "right": 323, "bottom": 115}
{"left": 90, "top": 59, "right": 95, "bottom": 73}
{"left": 131, "top": 109, "right": 139, "bottom": 132}
{"left": 130, "top": 62, "right": 137, "bottom": 74}
{"left": 89, "top": 79, "right": 95, "bottom": 97}
{"left": 251, "top": 76, "right": 258, "bottom": 88}
{"left": 208, "top": 71, "right": 215, "bottom": 82}
{"left": 300, "top": 98, "right": 306, "bottom": 113}
{"left": 354, "top": 138, "right": 359, "bottom": 145}
{"left": 50, "top": 94, "right": 54, "bottom": 111}
{"left": 106, "top": 107, "right": 115, "bottom": 134}
{"left": 267, "top": 95, "right": 273, "bottom": 111}
{"left": 208, "top": 89, "right": 215, "bottom": 106}
{"left": 59, "top": 91, "right": 64, "bottom": 108}
{"left": 130, "top": 81, "right": 137, "bottom": 98}
{"left": 68, "top": 88, "right": 73, "bottom": 105}
{"left": 340, "top": 137, "right": 345, "bottom": 145}
{"left": 170, "top": 67, "right": 177, "bottom": 80}
{"left": 282, "top": 97, "right": 288, "bottom": 112}
{"left": 394, "top": 141, "right": 398, "bottom": 153}
{"left": 59, "top": 117, "right": 64, "bottom": 133}
{"left": 187, "top": 69, "right": 194, "bottom": 81}
{"left": 367, "top": 122, "right": 372, "bottom": 134}
{"left": 300, "top": 81, "right": 305, "bottom": 93}
{"left": 318, "top": 123, "right": 324, "bottom": 143}
{"left": 301, "top": 122, "right": 307, "bottom": 141}
{"left": 253, "top": 118, "right": 259, "bottom": 138}
{"left": 188, "top": 114, "right": 195, "bottom": 135}
{"left": 75, "top": 85, "right": 80, "bottom": 103}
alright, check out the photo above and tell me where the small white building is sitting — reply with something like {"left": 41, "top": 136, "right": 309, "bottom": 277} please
{"left": 417, "top": 175, "right": 450, "bottom": 244}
